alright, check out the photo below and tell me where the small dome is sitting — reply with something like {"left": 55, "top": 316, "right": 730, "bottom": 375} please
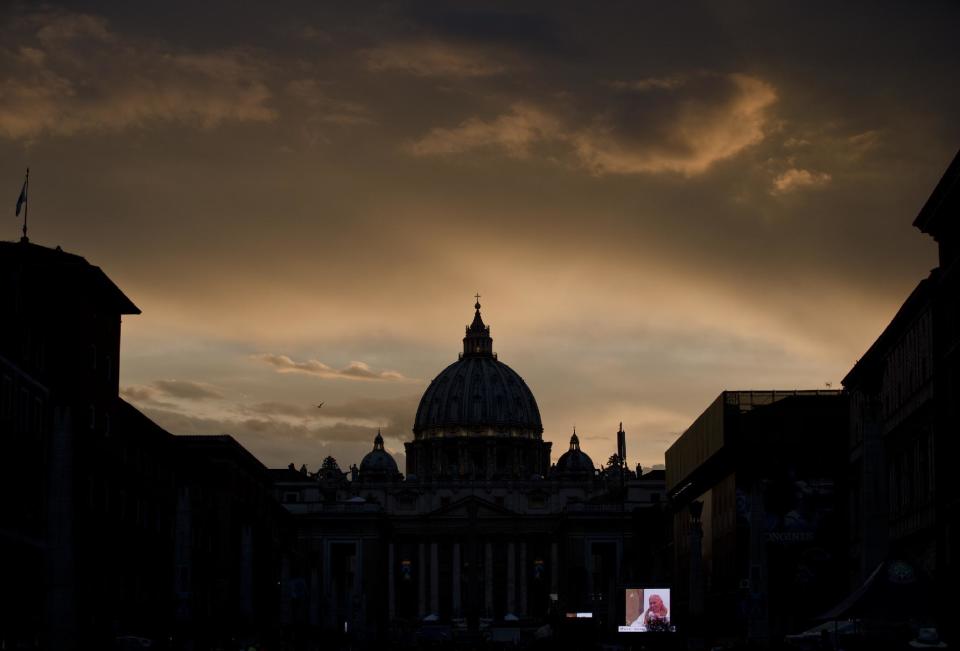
{"left": 358, "top": 430, "right": 400, "bottom": 481}
{"left": 555, "top": 430, "right": 595, "bottom": 475}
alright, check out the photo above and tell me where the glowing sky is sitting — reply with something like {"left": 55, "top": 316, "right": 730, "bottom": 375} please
{"left": 2, "top": 2, "right": 958, "bottom": 472}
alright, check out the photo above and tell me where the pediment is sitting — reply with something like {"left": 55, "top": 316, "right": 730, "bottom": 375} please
{"left": 425, "top": 495, "right": 514, "bottom": 519}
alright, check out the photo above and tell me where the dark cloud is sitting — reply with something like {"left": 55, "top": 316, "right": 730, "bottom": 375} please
{"left": 139, "top": 406, "right": 407, "bottom": 470}
{"left": 242, "top": 395, "right": 419, "bottom": 436}
{"left": 362, "top": 40, "right": 510, "bottom": 78}
{"left": 152, "top": 379, "right": 224, "bottom": 400}
{"left": 120, "top": 385, "right": 157, "bottom": 402}
{"left": 121, "top": 380, "right": 223, "bottom": 402}
{"left": 118, "top": 386, "right": 174, "bottom": 410}
{"left": 285, "top": 79, "right": 374, "bottom": 126}
{"left": 0, "top": 9, "right": 277, "bottom": 139}
{"left": 412, "top": 7, "right": 556, "bottom": 46}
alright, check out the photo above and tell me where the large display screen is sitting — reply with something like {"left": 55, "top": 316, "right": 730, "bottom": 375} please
{"left": 618, "top": 588, "right": 673, "bottom": 632}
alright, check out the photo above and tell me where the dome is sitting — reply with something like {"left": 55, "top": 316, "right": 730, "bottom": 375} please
{"left": 413, "top": 300, "right": 542, "bottom": 439}
{"left": 358, "top": 430, "right": 400, "bottom": 480}
{"left": 555, "top": 431, "right": 595, "bottom": 475}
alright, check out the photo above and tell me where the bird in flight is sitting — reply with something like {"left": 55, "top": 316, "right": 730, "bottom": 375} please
{"left": 317, "top": 402, "right": 324, "bottom": 409}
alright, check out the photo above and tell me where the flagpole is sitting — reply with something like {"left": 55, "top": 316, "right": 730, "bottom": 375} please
{"left": 22, "top": 168, "right": 29, "bottom": 242}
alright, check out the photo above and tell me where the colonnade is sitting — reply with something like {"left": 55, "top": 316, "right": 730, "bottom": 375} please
{"left": 387, "top": 539, "right": 561, "bottom": 621}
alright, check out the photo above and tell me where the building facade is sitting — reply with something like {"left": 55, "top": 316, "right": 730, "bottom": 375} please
{"left": 843, "top": 149, "right": 959, "bottom": 639}
{"left": 665, "top": 390, "right": 848, "bottom": 647}
{"left": 1, "top": 240, "right": 292, "bottom": 650}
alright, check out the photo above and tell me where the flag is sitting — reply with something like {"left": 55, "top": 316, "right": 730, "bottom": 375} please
{"left": 15, "top": 176, "right": 27, "bottom": 217}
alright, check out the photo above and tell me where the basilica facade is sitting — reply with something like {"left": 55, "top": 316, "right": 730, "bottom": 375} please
{"left": 273, "top": 302, "right": 669, "bottom": 645}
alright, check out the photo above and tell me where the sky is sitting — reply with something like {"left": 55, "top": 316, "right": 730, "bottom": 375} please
{"left": 2, "top": 1, "right": 959, "bottom": 473}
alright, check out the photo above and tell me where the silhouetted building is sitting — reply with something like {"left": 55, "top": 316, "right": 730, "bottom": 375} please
{"left": 843, "top": 149, "right": 960, "bottom": 639}
{"left": 0, "top": 240, "right": 293, "bottom": 650}
{"left": 3, "top": 239, "right": 668, "bottom": 649}
{"left": 173, "top": 435, "right": 291, "bottom": 649}
{"left": 665, "top": 390, "right": 848, "bottom": 647}
{"left": 0, "top": 240, "right": 147, "bottom": 649}
{"left": 272, "top": 303, "right": 670, "bottom": 647}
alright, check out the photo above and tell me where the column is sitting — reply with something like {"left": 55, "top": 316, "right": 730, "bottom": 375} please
{"left": 519, "top": 541, "right": 527, "bottom": 616}
{"left": 452, "top": 542, "right": 462, "bottom": 617}
{"left": 430, "top": 542, "right": 440, "bottom": 615}
{"left": 323, "top": 543, "right": 333, "bottom": 627}
{"left": 388, "top": 542, "right": 396, "bottom": 620}
{"left": 353, "top": 541, "right": 362, "bottom": 624}
{"left": 281, "top": 556, "right": 291, "bottom": 625}
{"left": 484, "top": 542, "right": 493, "bottom": 615}
{"left": 507, "top": 541, "right": 516, "bottom": 614}
{"left": 418, "top": 543, "right": 426, "bottom": 618}
{"left": 309, "top": 567, "right": 320, "bottom": 626}
{"left": 550, "top": 541, "right": 559, "bottom": 595}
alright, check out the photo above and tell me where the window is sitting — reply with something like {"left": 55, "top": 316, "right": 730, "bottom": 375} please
{"left": 90, "top": 344, "right": 97, "bottom": 370}
{"left": 89, "top": 404, "right": 96, "bottom": 430}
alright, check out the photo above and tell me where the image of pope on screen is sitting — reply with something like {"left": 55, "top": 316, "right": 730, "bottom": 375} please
{"left": 620, "top": 588, "right": 672, "bottom": 632}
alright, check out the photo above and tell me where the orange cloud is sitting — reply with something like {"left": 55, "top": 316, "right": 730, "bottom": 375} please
{"left": 409, "top": 73, "right": 778, "bottom": 176}
{"left": 254, "top": 353, "right": 413, "bottom": 382}
{"left": 410, "top": 103, "right": 560, "bottom": 158}
{"left": 572, "top": 74, "right": 777, "bottom": 176}
{"left": 771, "top": 168, "right": 832, "bottom": 194}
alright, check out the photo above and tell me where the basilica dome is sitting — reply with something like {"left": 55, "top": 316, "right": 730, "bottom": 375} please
{"left": 413, "top": 301, "right": 543, "bottom": 439}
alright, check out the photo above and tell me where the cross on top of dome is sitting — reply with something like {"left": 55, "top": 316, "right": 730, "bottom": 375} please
{"left": 463, "top": 294, "right": 493, "bottom": 357}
